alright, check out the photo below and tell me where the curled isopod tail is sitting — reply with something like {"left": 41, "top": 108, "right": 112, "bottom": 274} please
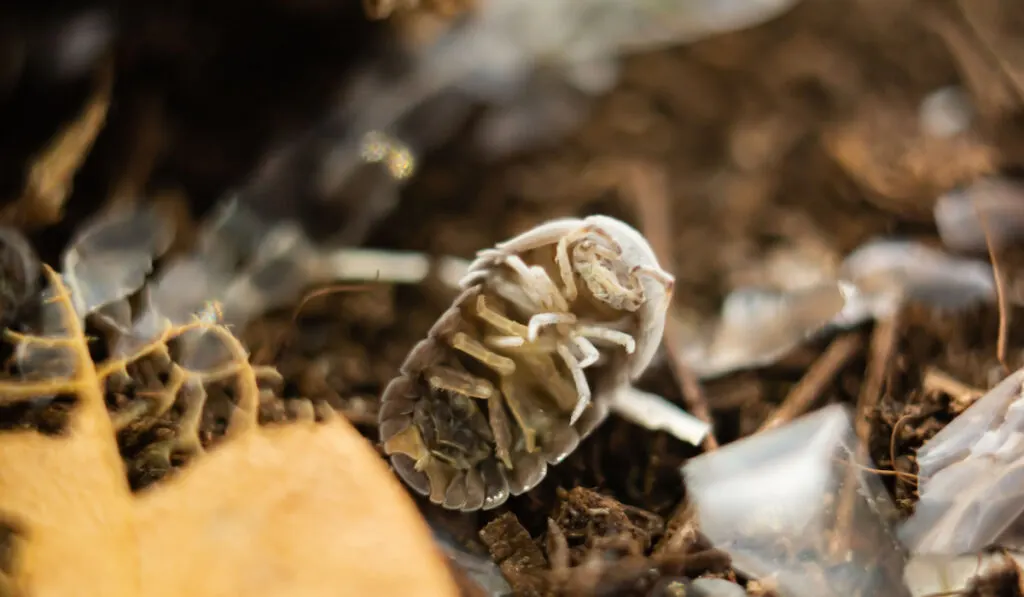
{"left": 379, "top": 371, "right": 513, "bottom": 512}
{"left": 935, "top": 176, "right": 1024, "bottom": 253}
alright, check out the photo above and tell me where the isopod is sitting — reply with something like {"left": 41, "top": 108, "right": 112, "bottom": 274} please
{"left": 378, "top": 215, "right": 674, "bottom": 511}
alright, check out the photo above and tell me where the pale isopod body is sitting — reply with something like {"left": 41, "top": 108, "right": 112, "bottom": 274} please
{"left": 379, "top": 215, "right": 674, "bottom": 511}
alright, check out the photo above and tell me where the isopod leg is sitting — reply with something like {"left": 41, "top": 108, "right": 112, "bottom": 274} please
{"left": 493, "top": 218, "right": 584, "bottom": 254}
{"left": 488, "top": 392, "right": 515, "bottom": 469}
{"left": 474, "top": 294, "right": 529, "bottom": 338}
{"left": 571, "top": 336, "right": 600, "bottom": 368}
{"left": 574, "top": 325, "right": 636, "bottom": 354}
{"left": 556, "top": 343, "right": 592, "bottom": 425}
{"left": 450, "top": 331, "right": 516, "bottom": 376}
{"left": 555, "top": 233, "right": 578, "bottom": 302}
{"left": 527, "top": 312, "right": 576, "bottom": 341}
{"left": 515, "top": 350, "right": 581, "bottom": 413}
{"left": 631, "top": 264, "right": 676, "bottom": 310}
{"left": 526, "top": 265, "right": 570, "bottom": 312}
{"left": 424, "top": 364, "right": 495, "bottom": 399}
{"left": 498, "top": 377, "right": 539, "bottom": 452}
{"left": 500, "top": 255, "right": 549, "bottom": 307}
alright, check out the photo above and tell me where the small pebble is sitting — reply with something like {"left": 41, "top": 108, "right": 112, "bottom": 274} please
{"left": 919, "top": 86, "right": 973, "bottom": 138}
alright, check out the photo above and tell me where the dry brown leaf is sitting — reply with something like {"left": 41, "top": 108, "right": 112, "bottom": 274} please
{"left": 137, "top": 418, "right": 459, "bottom": 597}
{"left": 0, "top": 266, "right": 459, "bottom": 597}
{"left": 0, "top": 265, "right": 138, "bottom": 597}
{"left": 0, "top": 413, "right": 139, "bottom": 597}
{"left": 4, "top": 59, "right": 113, "bottom": 230}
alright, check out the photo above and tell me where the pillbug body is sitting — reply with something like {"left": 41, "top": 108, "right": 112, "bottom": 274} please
{"left": 379, "top": 215, "right": 673, "bottom": 510}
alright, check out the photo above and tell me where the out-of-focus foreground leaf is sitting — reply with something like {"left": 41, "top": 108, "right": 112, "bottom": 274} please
{"left": 136, "top": 418, "right": 459, "bottom": 597}
{"left": 0, "top": 267, "right": 459, "bottom": 597}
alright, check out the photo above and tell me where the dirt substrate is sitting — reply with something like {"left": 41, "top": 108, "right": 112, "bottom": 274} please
{"left": 4, "top": 0, "right": 1024, "bottom": 596}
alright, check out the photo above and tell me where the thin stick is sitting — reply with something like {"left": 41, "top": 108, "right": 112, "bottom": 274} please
{"left": 976, "top": 196, "right": 1010, "bottom": 373}
{"left": 888, "top": 409, "right": 938, "bottom": 489}
{"left": 664, "top": 318, "right": 718, "bottom": 451}
{"left": 922, "top": 367, "right": 984, "bottom": 411}
{"left": 291, "top": 281, "right": 380, "bottom": 326}
{"left": 855, "top": 316, "right": 900, "bottom": 443}
{"left": 759, "top": 333, "right": 863, "bottom": 432}
{"left": 832, "top": 315, "right": 900, "bottom": 556}
{"left": 954, "top": 0, "right": 1024, "bottom": 105}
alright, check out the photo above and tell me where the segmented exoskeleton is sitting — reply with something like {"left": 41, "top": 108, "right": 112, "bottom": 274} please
{"left": 379, "top": 215, "right": 673, "bottom": 510}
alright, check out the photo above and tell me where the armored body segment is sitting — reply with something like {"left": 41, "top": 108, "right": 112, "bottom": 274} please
{"left": 379, "top": 216, "right": 673, "bottom": 510}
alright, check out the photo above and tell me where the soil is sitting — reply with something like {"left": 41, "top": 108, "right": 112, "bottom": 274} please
{"left": 3, "top": 0, "right": 1024, "bottom": 595}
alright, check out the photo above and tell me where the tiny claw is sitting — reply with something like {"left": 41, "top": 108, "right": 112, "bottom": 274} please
{"left": 569, "top": 393, "right": 591, "bottom": 426}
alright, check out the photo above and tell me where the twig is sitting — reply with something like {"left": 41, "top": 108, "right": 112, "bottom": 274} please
{"left": 652, "top": 498, "right": 701, "bottom": 557}
{"left": 954, "top": 0, "right": 1024, "bottom": 105}
{"left": 976, "top": 194, "right": 1010, "bottom": 373}
{"left": 888, "top": 408, "right": 939, "bottom": 489}
{"left": 759, "top": 333, "right": 863, "bottom": 432}
{"left": 832, "top": 315, "right": 900, "bottom": 556}
{"left": 854, "top": 315, "right": 900, "bottom": 443}
{"left": 922, "top": 367, "right": 984, "bottom": 411}
{"left": 663, "top": 319, "right": 718, "bottom": 451}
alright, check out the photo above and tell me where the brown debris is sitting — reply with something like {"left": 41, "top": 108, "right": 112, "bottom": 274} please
{"left": 760, "top": 333, "right": 864, "bottom": 431}
{"left": 551, "top": 487, "right": 664, "bottom": 559}
{"left": 3, "top": 60, "right": 113, "bottom": 230}
{"left": 479, "top": 512, "right": 548, "bottom": 596}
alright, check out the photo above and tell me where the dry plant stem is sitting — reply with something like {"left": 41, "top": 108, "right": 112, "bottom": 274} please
{"left": 976, "top": 198, "right": 1011, "bottom": 372}
{"left": 8, "top": 59, "right": 113, "bottom": 229}
{"left": 855, "top": 316, "right": 900, "bottom": 443}
{"left": 922, "top": 367, "right": 984, "bottom": 409}
{"left": 652, "top": 498, "right": 701, "bottom": 557}
{"left": 665, "top": 316, "right": 719, "bottom": 451}
{"left": 624, "top": 160, "right": 718, "bottom": 451}
{"left": 759, "top": 333, "right": 863, "bottom": 432}
{"left": 954, "top": 0, "right": 1024, "bottom": 104}
{"left": 831, "top": 315, "right": 900, "bottom": 555}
